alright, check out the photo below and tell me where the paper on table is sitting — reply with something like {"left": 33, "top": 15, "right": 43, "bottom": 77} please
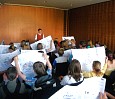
{"left": 49, "top": 77, "right": 106, "bottom": 99}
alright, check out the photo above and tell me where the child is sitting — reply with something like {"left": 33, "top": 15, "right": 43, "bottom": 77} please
{"left": 14, "top": 53, "right": 55, "bottom": 89}
{"left": 0, "top": 67, "right": 30, "bottom": 99}
{"left": 53, "top": 48, "right": 69, "bottom": 68}
{"left": 83, "top": 59, "right": 108, "bottom": 78}
{"left": 60, "top": 59, "right": 84, "bottom": 86}
{"left": 33, "top": 54, "right": 55, "bottom": 88}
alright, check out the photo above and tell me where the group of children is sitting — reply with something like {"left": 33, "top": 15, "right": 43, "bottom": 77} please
{"left": 0, "top": 38, "right": 115, "bottom": 99}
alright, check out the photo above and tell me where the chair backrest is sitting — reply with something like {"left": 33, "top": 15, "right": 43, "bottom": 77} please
{"left": 55, "top": 62, "right": 69, "bottom": 77}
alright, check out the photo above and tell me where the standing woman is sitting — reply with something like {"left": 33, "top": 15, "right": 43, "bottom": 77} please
{"left": 35, "top": 28, "right": 44, "bottom": 41}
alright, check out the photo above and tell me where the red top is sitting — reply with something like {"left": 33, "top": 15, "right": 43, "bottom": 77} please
{"left": 37, "top": 33, "right": 43, "bottom": 41}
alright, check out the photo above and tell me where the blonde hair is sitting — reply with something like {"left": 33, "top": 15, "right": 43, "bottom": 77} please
{"left": 92, "top": 61, "right": 101, "bottom": 73}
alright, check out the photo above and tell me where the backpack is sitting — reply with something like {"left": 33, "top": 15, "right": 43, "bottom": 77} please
{"left": 35, "top": 75, "right": 55, "bottom": 89}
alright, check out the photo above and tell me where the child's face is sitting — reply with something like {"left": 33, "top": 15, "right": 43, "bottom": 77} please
{"left": 108, "top": 53, "right": 113, "bottom": 61}
{"left": 37, "top": 45, "right": 43, "bottom": 50}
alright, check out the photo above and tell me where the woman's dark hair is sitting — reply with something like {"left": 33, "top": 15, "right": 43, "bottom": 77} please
{"left": 68, "top": 59, "right": 81, "bottom": 82}
{"left": 33, "top": 61, "right": 46, "bottom": 76}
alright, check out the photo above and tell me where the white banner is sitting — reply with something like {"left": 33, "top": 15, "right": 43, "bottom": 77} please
{"left": 0, "top": 45, "right": 10, "bottom": 54}
{"left": 71, "top": 46, "right": 106, "bottom": 72}
{"left": 62, "top": 36, "right": 75, "bottom": 40}
{"left": 0, "top": 49, "right": 21, "bottom": 71}
{"left": 13, "top": 50, "right": 46, "bottom": 78}
{"left": 30, "top": 35, "right": 55, "bottom": 52}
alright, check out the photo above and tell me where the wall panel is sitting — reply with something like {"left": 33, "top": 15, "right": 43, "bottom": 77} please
{"left": 69, "top": 0, "right": 115, "bottom": 52}
{"left": 0, "top": 5, "right": 64, "bottom": 44}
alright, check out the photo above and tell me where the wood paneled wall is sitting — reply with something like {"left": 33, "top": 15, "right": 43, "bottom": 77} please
{"left": 69, "top": 0, "right": 115, "bottom": 52}
{"left": 0, "top": 5, "right": 64, "bottom": 44}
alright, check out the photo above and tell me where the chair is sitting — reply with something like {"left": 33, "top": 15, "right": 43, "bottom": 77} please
{"left": 55, "top": 62, "right": 69, "bottom": 78}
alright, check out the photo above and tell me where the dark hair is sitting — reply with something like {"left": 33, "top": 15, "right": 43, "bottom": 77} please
{"left": 33, "top": 61, "right": 46, "bottom": 76}
{"left": 21, "top": 40, "right": 26, "bottom": 47}
{"left": 37, "top": 43, "right": 43, "bottom": 50}
{"left": 79, "top": 40, "right": 86, "bottom": 48}
{"left": 6, "top": 67, "right": 17, "bottom": 81}
{"left": 106, "top": 50, "right": 113, "bottom": 61}
{"left": 9, "top": 45, "right": 16, "bottom": 51}
{"left": 58, "top": 48, "right": 64, "bottom": 56}
{"left": 92, "top": 61, "right": 101, "bottom": 72}
{"left": 38, "top": 28, "right": 42, "bottom": 31}
{"left": 68, "top": 59, "right": 81, "bottom": 82}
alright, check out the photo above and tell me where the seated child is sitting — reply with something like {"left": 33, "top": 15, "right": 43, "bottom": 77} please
{"left": 60, "top": 59, "right": 84, "bottom": 86}
{"left": 53, "top": 48, "right": 69, "bottom": 68}
{"left": 14, "top": 53, "right": 55, "bottom": 90}
{"left": 0, "top": 67, "right": 30, "bottom": 99}
{"left": 33, "top": 54, "right": 55, "bottom": 89}
{"left": 83, "top": 59, "right": 108, "bottom": 78}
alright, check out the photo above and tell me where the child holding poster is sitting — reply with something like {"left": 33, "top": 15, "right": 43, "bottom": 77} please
{"left": 14, "top": 53, "right": 55, "bottom": 89}
{"left": 60, "top": 59, "right": 84, "bottom": 86}
{"left": 83, "top": 57, "right": 108, "bottom": 78}
{"left": 33, "top": 53, "right": 55, "bottom": 89}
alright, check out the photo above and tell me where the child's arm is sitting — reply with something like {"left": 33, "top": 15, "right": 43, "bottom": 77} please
{"left": 43, "top": 53, "right": 52, "bottom": 70}
{"left": 82, "top": 71, "right": 93, "bottom": 78}
{"left": 99, "top": 92, "right": 108, "bottom": 99}
{"left": 46, "top": 40, "right": 53, "bottom": 52}
{"left": 106, "top": 92, "right": 115, "bottom": 99}
{"left": 101, "top": 57, "right": 108, "bottom": 74}
{"left": 14, "top": 56, "right": 26, "bottom": 81}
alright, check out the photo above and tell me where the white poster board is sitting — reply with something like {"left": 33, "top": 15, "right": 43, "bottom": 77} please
{"left": 0, "top": 45, "right": 10, "bottom": 54}
{"left": 55, "top": 49, "right": 72, "bottom": 59}
{"left": 30, "top": 35, "right": 55, "bottom": 52}
{"left": 62, "top": 36, "right": 75, "bottom": 40}
{"left": 0, "top": 49, "right": 21, "bottom": 71}
{"left": 49, "top": 77, "right": 106, "bottom": 99}
{"left": 71, "top": 46, "right": 106, "bottom": 72}
{"left": 14, "top": 43, "right": 21, "bottom": 49}
{"left": 14, "top": 50, "right": 46, "bottom": 78}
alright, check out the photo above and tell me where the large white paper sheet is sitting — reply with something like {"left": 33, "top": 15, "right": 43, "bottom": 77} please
{"left": 14, "top": 43, "right": 21, "bottom": 49}
{"left": 0, "top": 45, "right": 10, "bottom": 54}
{"left": 49, "top": 77, "right": 106, "bottom": 99}
{"left": 30, "top": 36, "right": 55, "bottom": 52}
{"left": 62, "top": 36, "right": 75, "bottom": 40}
{"left": 55, "top": 49, "right": 72, "bottom": 59}
{"left": 71, "top": 46, "right": 106, "bottom": 72}
{"left": 14, "top": 50, "right": 46, "bottom": 78}
{"left": 0, "top": 49, "right": 21, "bottom": 71}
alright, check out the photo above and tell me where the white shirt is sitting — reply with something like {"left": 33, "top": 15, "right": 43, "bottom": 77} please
{"left": 60, "top": 74, "right": 84, "bottom": 86}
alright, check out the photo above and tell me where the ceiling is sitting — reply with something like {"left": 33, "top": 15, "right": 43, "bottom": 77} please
{"left": 0, "top": 0, "right": 110, "bottom": 10}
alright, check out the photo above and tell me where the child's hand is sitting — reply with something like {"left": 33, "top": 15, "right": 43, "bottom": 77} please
{"left": 43, "top": 53, "right": 49, "bottom": 60}
{"left": 105, "top": 57, "right": 108, "bottom": 63}
{"left": 3, "top": 73, "right": 7, "bottom": 81}
{"left": 99, "top": 92, "right": 108, "bottom": 99}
